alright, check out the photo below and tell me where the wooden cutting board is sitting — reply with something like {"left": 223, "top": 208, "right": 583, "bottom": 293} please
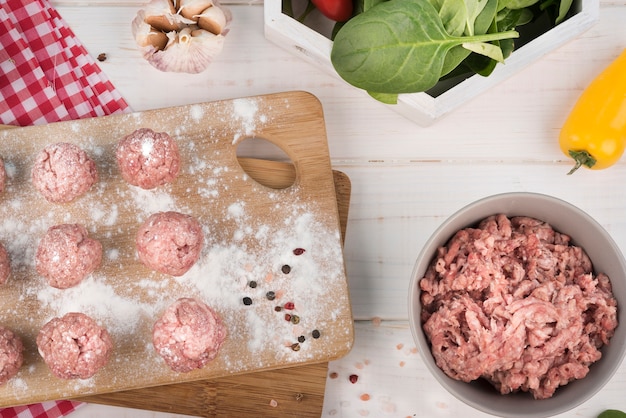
{"left": 0, "top": 135, "right": 350, "bottom": 418}
{"left": 0, "top": 91, "right": 354, "bottom": 409}
{"left": 78, "top": 166, "right": 351, "bottom": 417}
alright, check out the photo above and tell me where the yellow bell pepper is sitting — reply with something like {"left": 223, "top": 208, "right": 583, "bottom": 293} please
{"left": 559, "top": 48, "right": 626, "bottom": 175}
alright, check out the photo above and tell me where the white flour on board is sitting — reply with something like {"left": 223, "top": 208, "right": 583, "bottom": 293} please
{"left": 0, "top": 95, "right": 351, "bottom": 399}
{"left": 231, "top": 98, "right": 268, "bottom": 144}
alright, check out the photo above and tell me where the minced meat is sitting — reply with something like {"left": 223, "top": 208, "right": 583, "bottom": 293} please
{"left": 152, "top": 298, "right": 226, "bottom": 373}
{"left": 116, "top": 128, "right": 180, "bottom": 190}
{"left": 37, "top": 312, "right": 113, "bottom": 380}
{"left": 136, "top": 211, "right": 203, "bottom": 277}
{"left": 420, "top": 214, "right": 618, "bottom": 399}
{"left": 31, "top": 142, "right": 98, "bottom": 203}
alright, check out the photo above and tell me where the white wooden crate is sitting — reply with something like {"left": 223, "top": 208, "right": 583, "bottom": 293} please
{"left": 264, "top": 0, "right": 599, "bottom": 126}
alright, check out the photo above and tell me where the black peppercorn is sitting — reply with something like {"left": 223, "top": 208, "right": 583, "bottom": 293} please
{"left": 312, "top": 329, "right": 321, "bottom": 339}
{"left": 243, "top": 297, "right": 252, "bottom": 306}
{"left": 281, "top": 264, "right": 291, "bottom": 274}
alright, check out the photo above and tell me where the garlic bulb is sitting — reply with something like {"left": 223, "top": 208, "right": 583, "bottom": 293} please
{"left": 132, "top": 0, "right": 231, "bottom": 74}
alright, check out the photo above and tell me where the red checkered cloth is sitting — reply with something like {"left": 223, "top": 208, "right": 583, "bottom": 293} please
{"left": 0, "top": 0, "right": 130, "bottom": 416}
{"left": 0, "top": 0, "right": 130, "bottom": 126}
{"left": 0, "top": 401, "right": 83, "bottom": 418}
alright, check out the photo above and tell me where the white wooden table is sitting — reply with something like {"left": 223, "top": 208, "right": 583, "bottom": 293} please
{"left": 50, "top": 0, "right": 626, "bottom": 416}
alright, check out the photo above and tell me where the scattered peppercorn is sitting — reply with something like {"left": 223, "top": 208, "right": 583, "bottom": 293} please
{"left": 298, "top": 335, "right": 306, "bottom": 343}
{"left": 284, "top": 301, "right": 295, "bottom": 310}
{"left": 97, "top": 53, "right": 107, "bottom": 62}
{"left": 312, "top": 329, "right": 321, "bottom": 339}
{"left": 291, "top": 343, "right": 301, "bottom": 351}
{"left": 243, "top": 297, "right": 253, "bottom": 306}
{"left": 349, "top": 374, "right": 359, "bottom": 384}
{"left": 290, "top": 315, "right": 300, "bottom": 324}
{"left": 249, "top": 281, "right": 257, "bottom": 288}
{"left": 293, "top": 248, "right": 306, "bottom": 255}
{"left": 266, "top": 291, "right": 276, "bottom": 301}
{"left": 284, "top": 313, "right": 292, "bottom": 322}
{"left": 281, "top": 264, "right": 291, "bottom": 274}
{"left": 329, "top": 372, "right": 339, "bottom": 379}
{"left": 274, "top": 306, "right": 282, "bottom": 312}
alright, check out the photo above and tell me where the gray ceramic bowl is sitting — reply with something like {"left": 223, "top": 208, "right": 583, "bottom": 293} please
{"left": 408, "top": 192, "right": 626, "bottom": 417}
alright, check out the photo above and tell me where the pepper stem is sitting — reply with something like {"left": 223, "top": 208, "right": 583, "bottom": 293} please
{"left": 567, "top": 150, "right": 597, "bottom": 175}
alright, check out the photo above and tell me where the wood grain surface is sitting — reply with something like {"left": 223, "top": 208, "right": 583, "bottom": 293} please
{"left": 0, "top": 91, "right": 353, "bottom": 408}
{"left": 78, "top": 167, "right": 351, "bottom": 418}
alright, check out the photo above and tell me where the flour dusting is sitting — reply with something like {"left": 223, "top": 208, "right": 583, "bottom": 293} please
{"left": 232, "top": 98, "right": 266, "bottom": 143}
{"left": 0, "top": 95, "right": 352, "bottom": 404}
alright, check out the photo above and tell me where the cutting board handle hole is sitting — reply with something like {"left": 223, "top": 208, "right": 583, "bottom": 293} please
{"left": 235, "top": 137, "right": 296, "bottom": 189}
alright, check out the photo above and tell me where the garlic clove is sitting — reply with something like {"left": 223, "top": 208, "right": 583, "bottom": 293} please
{"left": 148, "top": 28, "right": 225, "bottom": 73}
{"left": 178, "top": 0, "right": 215, "bottom": 20}
{"left": 134, "top": 23, "right": 169, "bottom": 51}
{"left": 194, "top": 6, "right": 227, "bottom": 35}
{"left": 142, "top": 0, "right": 195, "bottom": 32}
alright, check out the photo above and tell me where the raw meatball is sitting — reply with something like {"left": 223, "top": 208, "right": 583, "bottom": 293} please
{"left": 116, "top": 128, "right": 180, "bottom": 189}
{"left": 0, "top": 326, "right": 23, "bottom": 385}
{"left": 36, "top": 224, "right": 102, "bottom": 289}
{"left": 136, "top": 211, "right": 203, "bottom": 276}
{"left": 31, "top": 142, "right": 98, "bottom": 203}
{"left": 0, "top": 243, "right": 10, "bottom": 285}
{"left": 153, "top": 298, "right": 226, "bottom": 373}
{"left": 37, "top": 312, "right": 113, "bottom": 380}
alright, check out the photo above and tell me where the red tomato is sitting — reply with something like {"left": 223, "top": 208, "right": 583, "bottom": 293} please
{"left": 311, "top": 0, "right": 353, "bottom": 22}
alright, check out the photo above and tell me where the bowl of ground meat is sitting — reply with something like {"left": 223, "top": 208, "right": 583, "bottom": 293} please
{"left": 408, "top": 192, "right": 626, "bottom": 417}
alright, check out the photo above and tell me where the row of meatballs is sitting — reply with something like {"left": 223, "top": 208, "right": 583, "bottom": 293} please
{"left": 0, "top": 129, "right": 227, "bottom": 384}
{"left": 0, "top": 297, "right": 226, "bottom": 384}
{"left": 28, "top": 127, "right": 181, "bottom": 203}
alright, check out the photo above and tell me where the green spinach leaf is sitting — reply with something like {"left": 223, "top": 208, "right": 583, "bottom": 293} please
{"left": 330, "top": 0, "right": 519, "bottom": 94}
{"left": 462, "top": 41, "right": 504, "bottom": 62}
{"left": 368, "top": 91, "right": 399, "bottom": 104}
{"left": 464, "top": 0, "right": 489, "bottom": 35}
{"left": 498, "top": 0, "right": 539, "bottom": 11}
{"left": 555, "top": 0, "right": 574, "bottom": 23}
{"left": 598, "top": 410, "right": 626, "bottom": 418}
{"left": 434, "top": 0, "right": 495, "bottom": 76}
{"left": 431, "top": 0, "right": 468, "bottom": 36}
